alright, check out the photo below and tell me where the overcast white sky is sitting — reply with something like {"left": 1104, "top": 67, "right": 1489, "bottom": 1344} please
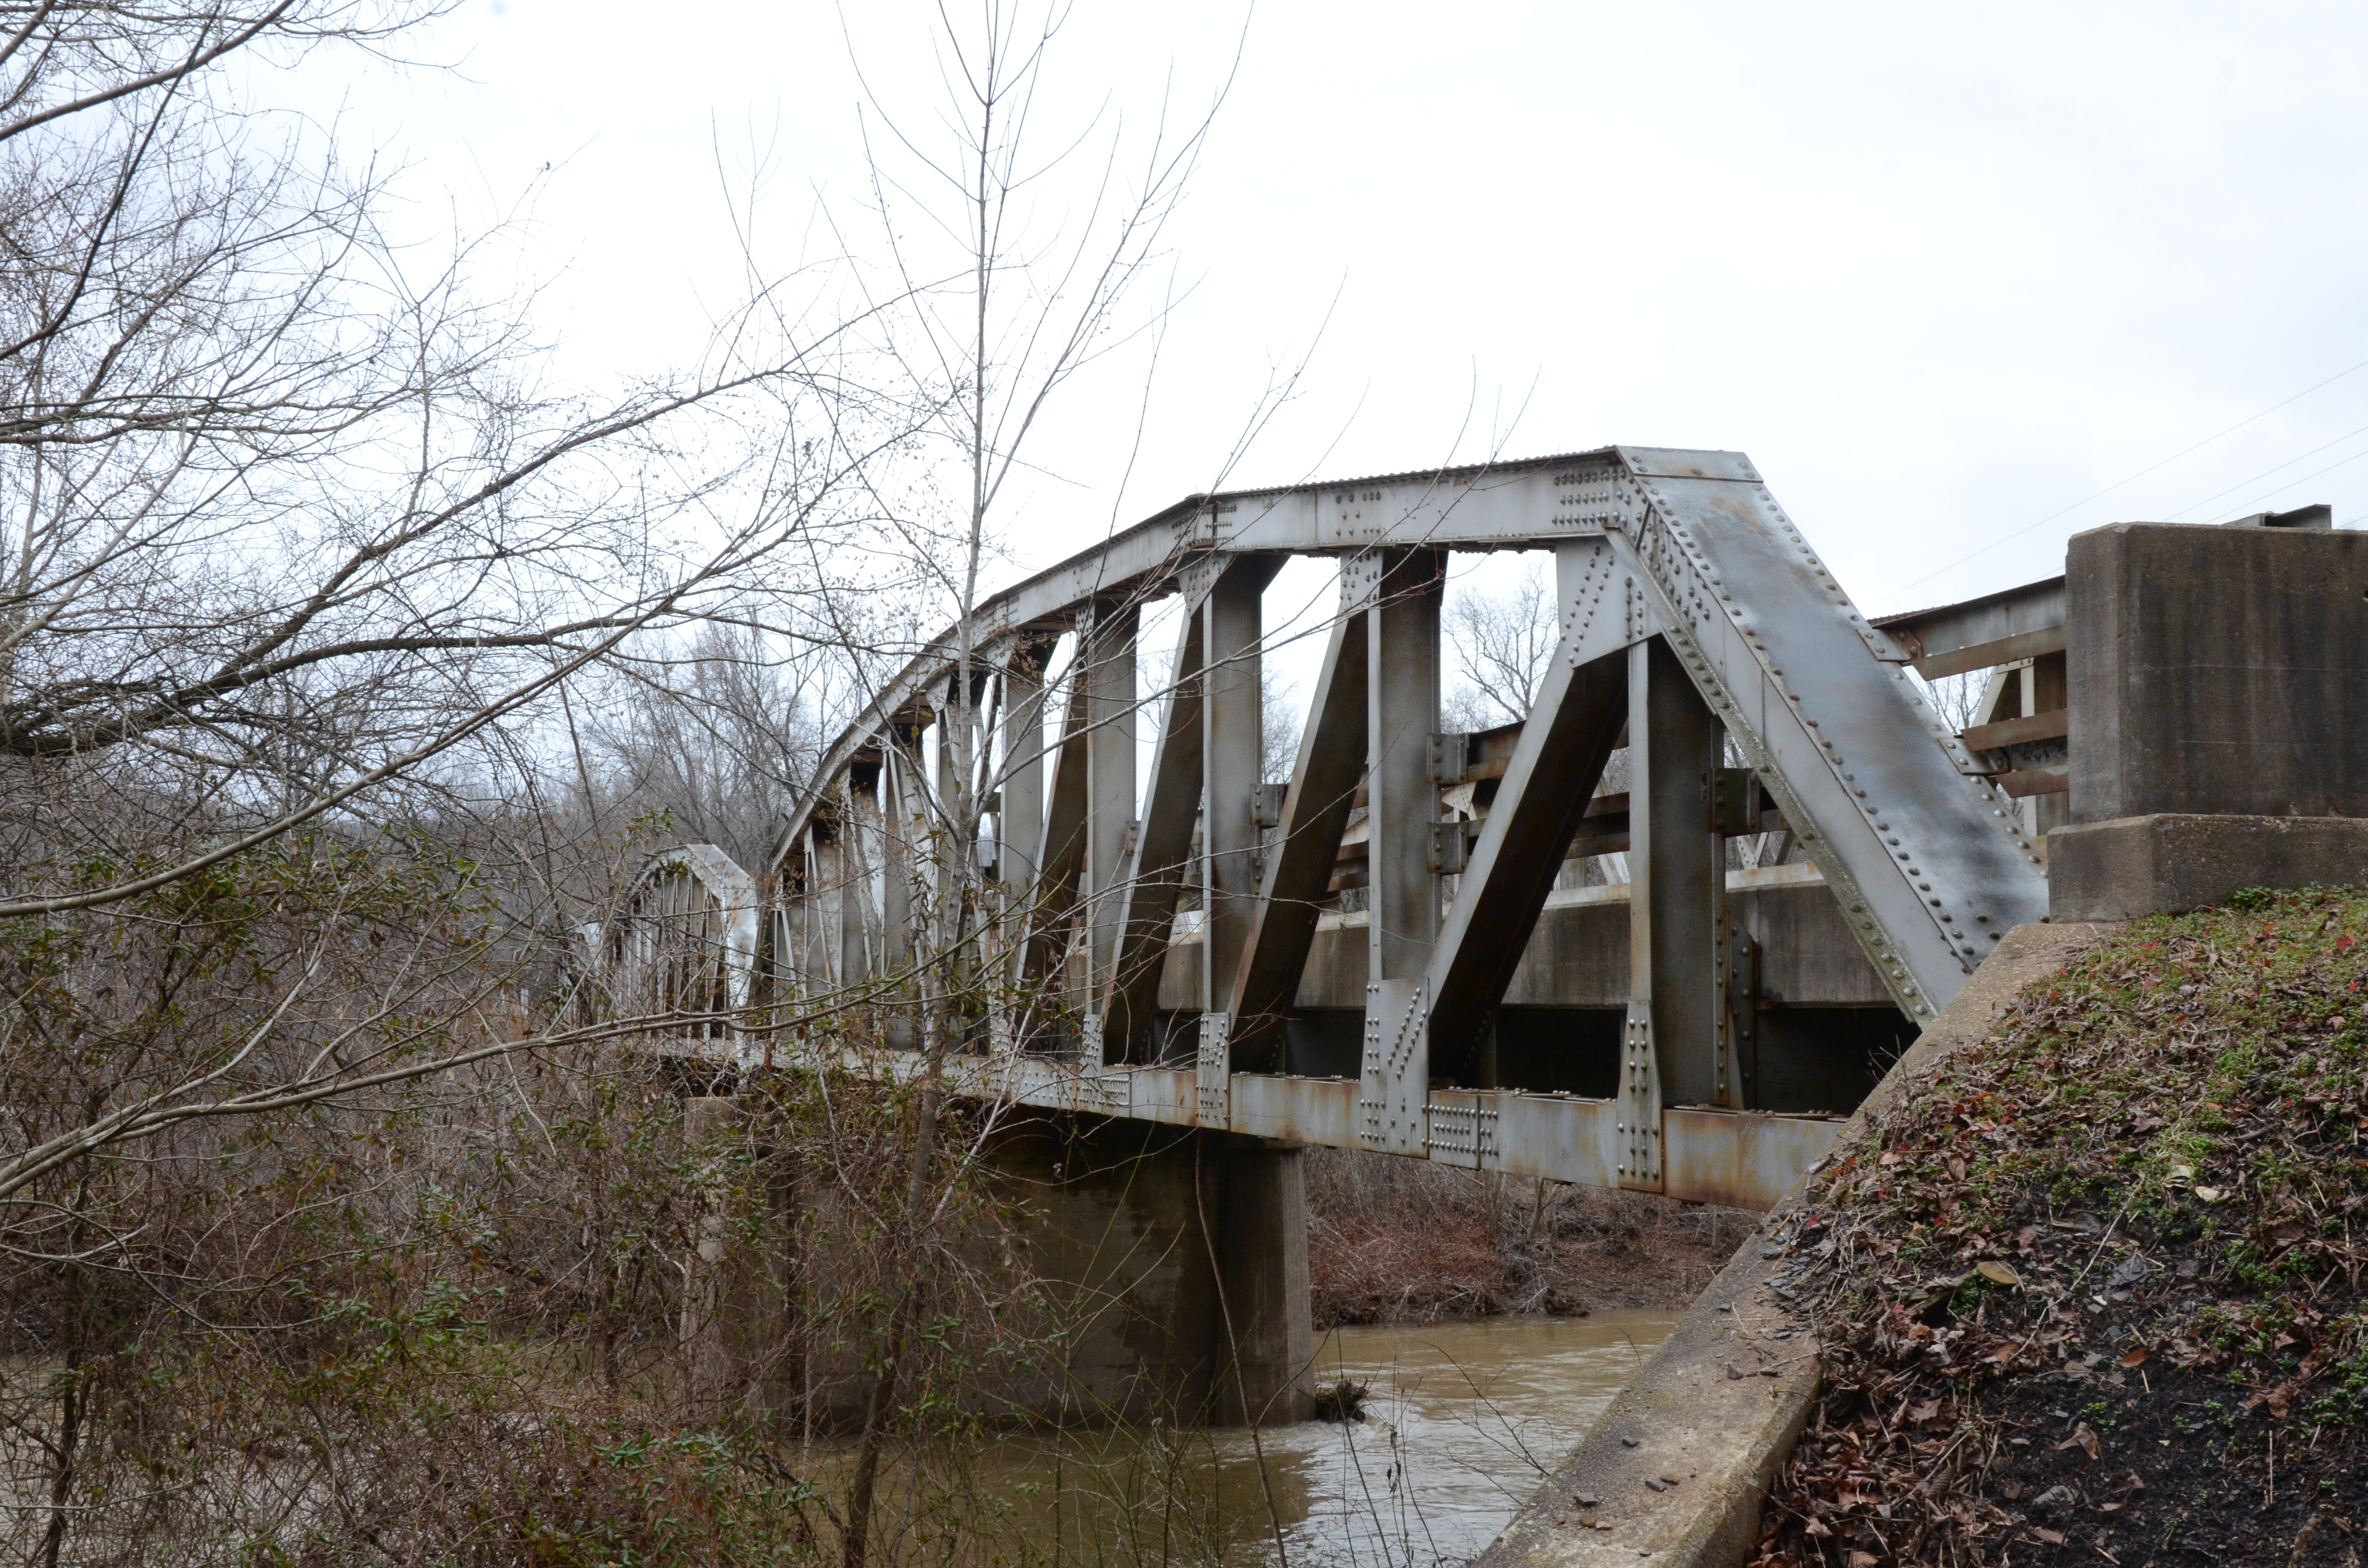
{"left": 303, "top": 1, "right": 2368, "bottom": 620}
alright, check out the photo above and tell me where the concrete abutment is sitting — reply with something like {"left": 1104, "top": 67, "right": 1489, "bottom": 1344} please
{"left": 2053, "top": 519, "right": 2368, "bottom": 919}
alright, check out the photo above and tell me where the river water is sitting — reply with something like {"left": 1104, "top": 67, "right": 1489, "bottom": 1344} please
{"left": 955, "top": 1309, "right": 1679, "bottom": 1568}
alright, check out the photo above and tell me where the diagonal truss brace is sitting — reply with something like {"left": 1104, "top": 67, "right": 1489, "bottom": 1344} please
{"left": 1378, "top": 539, "right": 1651, "bottom": 1158}
{"left": 1612, "top": 453, "right": 2048, "bottom": 1021}
{"left": 1015, "top": 668, "right": 1093, "bottom": 999}
{"left": 1099, "top": 554, "right": 1283, "bottom": 1066}
{"left": 1224, "top": 567, "right": 1371, "bottom": 1070}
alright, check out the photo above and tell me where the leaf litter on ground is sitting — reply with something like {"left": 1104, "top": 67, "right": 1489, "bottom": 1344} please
{"left": 1750, "top": 887, "right": 2368, "bottom": 1567}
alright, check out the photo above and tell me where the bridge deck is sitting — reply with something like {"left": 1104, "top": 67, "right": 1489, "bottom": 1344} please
{"left": 825, "top": 1045, "right": 1841, "bottom": 1213}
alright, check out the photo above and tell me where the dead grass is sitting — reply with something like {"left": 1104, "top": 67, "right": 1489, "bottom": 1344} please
{"left": 1305, "top": 1147, "right": 1752, "bottom": 1327}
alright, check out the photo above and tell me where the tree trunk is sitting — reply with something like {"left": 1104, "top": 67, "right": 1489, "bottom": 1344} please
{"left": 841, "top": 1067, "right": 944, "bottom": 1568}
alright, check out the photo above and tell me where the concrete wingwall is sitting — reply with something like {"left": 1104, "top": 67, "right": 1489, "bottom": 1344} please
{"left": 1473, "top": 920, "right": 2116, "bottom": 1568}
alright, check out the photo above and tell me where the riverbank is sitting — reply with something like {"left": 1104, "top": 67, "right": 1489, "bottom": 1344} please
{"left": 1306, "top": 1147, "right": 1753, "bottom": 1328}
{"left": 1751, "top": 888, "right": 2368, "bottom": 1567}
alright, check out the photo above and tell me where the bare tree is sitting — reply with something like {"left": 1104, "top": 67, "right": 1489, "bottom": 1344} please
{"left": 0, "top": 2, "right": 922, "bottom": 926}
{"left": 0, "top": 8, "right": 1308, "bottom": 1564}
{"left": 581, "top": 620, "right": 829, "bottom": 871}
{"left": 817, "top": 8, "right": 1248, "bottom": 1562}
{"left": 1444, "top": 559, "right": 1558, "bottom": 727}
{"left": 0, "top": 12, "right": 945, "bottom": 1551}
{"left": 0, "top": 801, "right": 1065, "bottom": 1561}
{"left": 1914, "top": 668, "right": 1986, "bottom": 733}
{"left": 1262, "top": 664, "right": 1301, "bottom": 784}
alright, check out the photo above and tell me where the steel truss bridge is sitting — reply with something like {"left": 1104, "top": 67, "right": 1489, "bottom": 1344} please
{"left": 614, "top": 446, "right": 2071, "bottom": 1210}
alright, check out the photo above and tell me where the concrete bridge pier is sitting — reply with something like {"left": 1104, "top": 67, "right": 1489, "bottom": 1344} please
{"left": 680, "top": 1099, "right": 1313, "bottom": 1430}
{"left": 985, "top": 1112, "right": 1316, "bottom": 1427}
{"left": 679, "top": 1095, "right": 800, "bottom": 1425}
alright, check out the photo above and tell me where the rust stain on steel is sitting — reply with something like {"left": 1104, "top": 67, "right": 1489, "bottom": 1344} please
{"left": 868, "top": 1051, "right": 1833, "bottom": 1211}
{"left": 1660, "top": 1105, "right": 1841, "bottom": 1211}
{"left": 1130, "top": 1068, "right": 1196, "bottom": 1126}
{"left": 1914, "top": 624, "right": 2067, "bottom": 680}
{"left": 1961, "top": 707, "right": 2069, "bottom": 752}
{"left": 1480, "top": 1090, "right": 1623, "bottom": 1189}
{"left": 1228, "top": 1073, "right": 1357, "bottom": 1145}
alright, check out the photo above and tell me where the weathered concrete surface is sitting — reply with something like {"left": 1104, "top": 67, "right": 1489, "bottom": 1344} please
{"left": 678, "top": 1105, "right": 1313, "bottom": 1430}
{"left": 1491, "top": 899, "right": 1628, "bottom": 1011}
{"left": 1209, "top": 1135, "right": 1316, "bottom": 1423}
{"left": 1474, "top": 920, "right": 2115, "bottom": 1568}
{"left": 1731, "top": 885, "right": 1896, "bottom": 1008}
{"left": 981, "top": 1115, "right": 1315, "bottom": 1426}
{"left": 2053, "top": 520, "right": 2368, "bottom": 920}
{"left": 2050, "top": 811, "right": 2368, "bottom": 920}
{"left": 2068, "top": 521, "right": 2368, "bottom": 823}
{"left": 679, "top": 1096, "right": 798, "bottom": 1423}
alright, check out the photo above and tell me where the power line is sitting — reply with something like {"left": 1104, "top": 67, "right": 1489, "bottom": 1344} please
{"left": 2163, "top": 420, "right": 2368, "bottom": 519}
{"left": 2189, "top": 441, "right": 2368, "bottom": 523}
{"left": 1872, "top": 352, "right": 2368, "bottom": 605}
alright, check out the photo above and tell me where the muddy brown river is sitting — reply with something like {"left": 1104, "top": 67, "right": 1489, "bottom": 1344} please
{"left": 933, "top": 1309, "right": 1679, "bottom": 1568}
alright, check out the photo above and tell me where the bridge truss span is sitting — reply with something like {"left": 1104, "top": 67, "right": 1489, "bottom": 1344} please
{"left": 629, "top": 445, "right": 2051, "bottom": 1212}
